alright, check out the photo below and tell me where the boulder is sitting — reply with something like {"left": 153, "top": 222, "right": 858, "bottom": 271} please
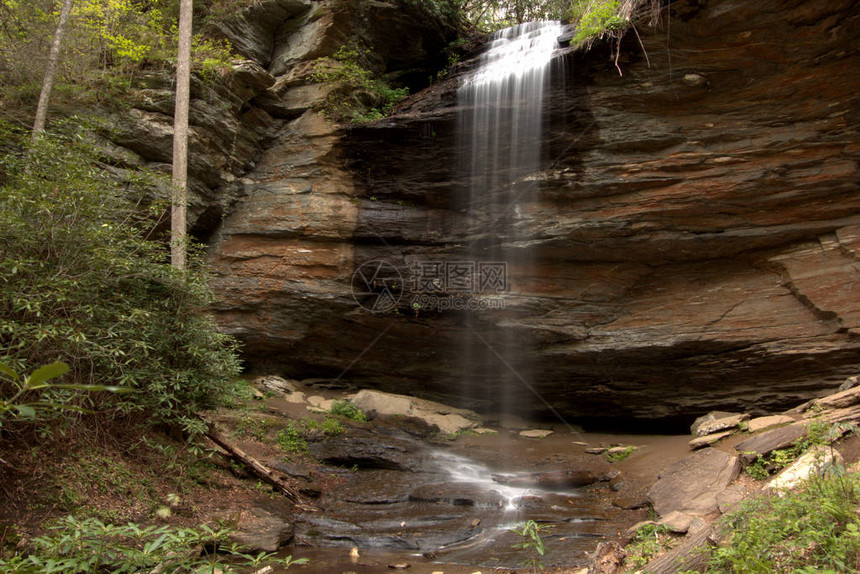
{"left": 229, "top": 505, "right": 294, "bottom": 553}
{"left": 348, "top": 389, "right": 479, "bottom": 435}
{"left": 657, "top": 511, "right": 705, "bottom": 534}
{"left": 734, "top": 423, "right": 807, "bottom": 463}
{"left": 647, "top": 448, "right": 741, "bottom": 517}
{"left": 746, "top": 415, "right": 796, "bottom": 433}
{"left": 812, "top": 386, "right": 860, "bottom": 410}
{"left": 690, "top": 411, "right": 749, "bottom": 437}
{"left": 767, "top": 445, "right": 844, "bottom": 492}
{"left": 252, "top": 375, "right": 299, "bottom": 397}
{"left": 839, "top": 375, "right": 860, "bottom": 391}
{"left": 307, "top": 395, "right": 334, "bottom": 411}
{"left": 689, "top": 430, "right": 733, "bottom": 449}
{"left": 308, "top": 432, "right": 426, "bottom": 472}
{"left": 716, "top": 484, "right": 747, "bottom": 514}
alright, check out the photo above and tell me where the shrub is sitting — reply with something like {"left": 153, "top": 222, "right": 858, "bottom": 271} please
{"left": 625, "top": 523, "right": 677, "bottom": 568}
{"left": 329, "top": 399, "right": 367, "bottom": 422}
{"left": 570, "top": 0, "right": 626, "bottom": 44}
{"left": 0, "top": 119, "right": 241, "bottom": 430}
{"left": 0, "top": 515, "right": 307, "bottom": 572}
{"left": 710, "top": 470, "right": 860, "bottom": 572}
{"left": 312, "top": 45, "right": 409, "bottom": 124}
{"left": 277, "top": 424, "right": 308, "bottom": 454}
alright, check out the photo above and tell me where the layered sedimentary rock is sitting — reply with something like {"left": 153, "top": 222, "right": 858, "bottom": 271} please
{"left": 207, "top": 0, "right": 860, "bottom": 421}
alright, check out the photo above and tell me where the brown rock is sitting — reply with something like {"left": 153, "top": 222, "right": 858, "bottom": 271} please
{"left": 716, "top": 484, "right": 747, "bottom": 514}
{"left": 492, "top": 470, "right": 604, "bottom": 489}
{"left": 647, "top": 448, "right": 741, "bottom": 517}
{"left": 691, "top": 412, "right": 750, "bottom": 437}
{"left": 206, "top": 0, "right": 860, "bottom": 421}
{"left": 735, "top": 423, "right": 808, "bottom": 463}
{"left": 746, "top": 415, "right": 796, "bottom": 433}
{"left": 689, "top": 430, "right": 733, "bottom": 449}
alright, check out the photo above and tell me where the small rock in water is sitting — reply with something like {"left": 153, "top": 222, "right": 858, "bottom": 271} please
{"left": 472, "top": 427, "right": 498, "bottom": 435}
{"left": 349, "top": 547, "right": 359, "bottom": 562}
{"left": 388, "top": 564, "right": 410, "bottom": 570}
{"left": 572, "top": 441, "right": 589, "bottom": 447}
{"left": 585, "top": 447, "right": 607, "bottom": 455}
{"left": 519, "top": 429, "right": 553, "bottom": 438}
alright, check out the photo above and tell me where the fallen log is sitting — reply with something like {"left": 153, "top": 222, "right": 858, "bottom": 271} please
{"left": 200, "top": 418, "right": 316, "bottom": 512}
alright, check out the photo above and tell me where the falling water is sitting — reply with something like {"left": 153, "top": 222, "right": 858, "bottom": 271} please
{"left": 457, "top": 22, "right": 563, "bottom": 416}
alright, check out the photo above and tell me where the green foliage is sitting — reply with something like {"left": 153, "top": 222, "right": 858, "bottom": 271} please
{"left": 570, "top": 0, "right": 626, "bottom": 44}
{"left": 329, "top": 399, "right": 367, "bottom": 422}
{"left": 710, "top": 469, "right": 860, "bottom": 573}
{"left": 0, "top": 515, "right": 308, "bottom": 572}
{"left": 320, "top": 416, "right": 345, "bottom": 436}
{"left": 277, "top": 423, "right": 308, "bottom": 454}
{"left": 0, "top": 0, "right": 235, "bottom": 107}
{"left": 625, "top": 523, "right": 677, "bottom": 568}
{"left": 457, "top": 0, "right": 570, "bottom": 31}
{"left": 234, "top": 416, "right": 271, "bottom": 442}
{"left": 0, "top": 120, "right": 241, "bottom": 429}
{"left": 275, "top": 416, "right": 343, "bottom": 454}
{"left": 605, "top": 445, "right": 634, "bottom": 462}
{"left": 0, "top": 361, "right": 126, "bottom": 426}
{"left": 745, "top": 420, "right": 857, "bottom": 480}
{"left": 510, "top": 519, "right": 553, "bottom": 572}
{"left": 312, "top": 45, "right": 409, "bottom": 124}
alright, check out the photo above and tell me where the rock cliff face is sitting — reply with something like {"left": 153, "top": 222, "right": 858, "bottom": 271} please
{"left": 207, "top": 0, "right": 860, "bottom": 422}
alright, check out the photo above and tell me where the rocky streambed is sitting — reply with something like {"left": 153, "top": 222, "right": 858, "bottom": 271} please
{"left": 211, "top": 377, "right": 700, "bottom": 573}
{"left": 203, "top": 374, "right": 860, "bottom": 573}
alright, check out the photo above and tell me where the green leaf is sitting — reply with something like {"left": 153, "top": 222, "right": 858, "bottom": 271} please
{"left": 14, "top": 404, "right": 36, "bottom": 418}
{"left": 25, "top": 362, "right": 70, "bottom": 389}
{"left": 0, "top": 362, "right": 21, "bottom": 383}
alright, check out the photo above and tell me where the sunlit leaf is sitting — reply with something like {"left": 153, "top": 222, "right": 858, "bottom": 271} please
{"left": 25, "top": 362, "right": 70, "bottom": 389}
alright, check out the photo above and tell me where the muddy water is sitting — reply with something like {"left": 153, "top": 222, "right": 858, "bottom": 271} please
{"left": 274, "top": 426, "right": 692, "bottom": 573}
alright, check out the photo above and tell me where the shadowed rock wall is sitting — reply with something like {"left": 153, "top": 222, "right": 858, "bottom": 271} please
{"left": 208, "top": 0, "right": 860, "bottom": 421}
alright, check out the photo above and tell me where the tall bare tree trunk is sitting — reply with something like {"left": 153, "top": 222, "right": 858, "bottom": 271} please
{"left": 31, "top": 0, "right": 73, "bottom": 145}
{"left": 170, "top": 0, "right": 193, "bottom": 269}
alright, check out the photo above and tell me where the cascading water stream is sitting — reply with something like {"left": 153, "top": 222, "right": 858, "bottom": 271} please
{"left": 457, "top": 21, "right": 563, "bottom": 415}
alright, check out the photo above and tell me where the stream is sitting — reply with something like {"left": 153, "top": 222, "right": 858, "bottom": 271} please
{"left": 271, "top": 427, "right": 667, "bottom": 573}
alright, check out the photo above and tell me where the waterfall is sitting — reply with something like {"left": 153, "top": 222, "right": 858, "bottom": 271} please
{"left": 457, "top": 22, "right": 563, "bottom": 416}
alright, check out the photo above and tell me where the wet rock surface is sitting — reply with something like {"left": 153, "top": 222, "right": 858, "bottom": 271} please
{"left": 308, "top": 429, "right": 429, "bottom": 471}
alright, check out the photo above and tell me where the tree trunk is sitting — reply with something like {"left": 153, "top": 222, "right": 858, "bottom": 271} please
{"left": 31, "top": 0, "right": 73, "bottom": 144}
{"left": 170, "top": 0, "right": 193, "bottom": 270}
